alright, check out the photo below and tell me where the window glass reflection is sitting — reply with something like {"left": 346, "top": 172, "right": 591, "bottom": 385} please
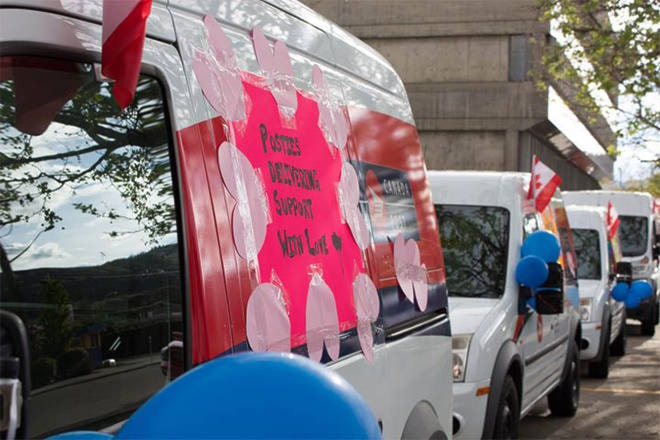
{"left": 0, "top": 56, "right": 183, "bottom": 436}
{"left": 435, "top": 205, "right": 510, "bottom": 298}
{"left": 572, "top": 229, "right": 601, "bottom": 280}
{"left": 618, "top": 216, "right": 648, "bottom": 256}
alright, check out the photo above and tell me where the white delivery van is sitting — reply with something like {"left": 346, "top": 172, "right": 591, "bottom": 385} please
{"left": 563, "top": 191, "right": 659, "bottom": 335}
{"left": 0, "top": 1, "right": 453, "bottom": 438}
{"left": 565, "top": 205, "right": 626, "bottom": 378}
{"left": 430, "top": 171, "right": 582, "bottom": 439}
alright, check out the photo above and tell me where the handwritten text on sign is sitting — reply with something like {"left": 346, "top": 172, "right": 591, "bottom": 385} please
{"left": 230, "top": 80, "right": 364, "bottom": 347}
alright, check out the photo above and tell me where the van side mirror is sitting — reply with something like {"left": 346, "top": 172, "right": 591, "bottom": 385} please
{"left": 616, "top": 261, "right": 633, "bottom": 284}
{"left": 535, "top": 262, "right": 564, "bottom": 315}
{"left": 0, "top": 310, "right": 30, "bottom": 440}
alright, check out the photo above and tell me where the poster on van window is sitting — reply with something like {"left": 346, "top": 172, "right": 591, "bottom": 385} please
{"left": 222, "top": 78, "right": 366, "bottom": 349}
{"left": 355, "top": 161, "right": 420, "bottom": 243}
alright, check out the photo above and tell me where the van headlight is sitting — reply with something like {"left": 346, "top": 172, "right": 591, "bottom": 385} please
{"left": 452, "top": 334, "right": 472, "bottom": 382}
{"left": 579, "top": 298, "right": 593, "bottom": 322}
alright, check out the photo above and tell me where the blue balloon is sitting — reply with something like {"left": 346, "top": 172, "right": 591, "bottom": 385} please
{"left": 630, "top": 280, "right": 653, "bottom": 300}
{"left": 114, "top": 352, "right": 381, "bottom": 439}
{"left": 625, "top": 292, "right": 642, "bottom": 309}
{"left": 48, "top": 433, "right": 112, "bottom": 440}
{"left": 516, "top": 255, "right": 549, "bottom": 288}
{"left": 611, "top": 282, "right": 630, "bottom": 302}
{"left": 521, "top": 230, "right": 561, "bottom": 263}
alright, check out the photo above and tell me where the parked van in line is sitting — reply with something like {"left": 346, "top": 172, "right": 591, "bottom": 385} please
{"left": 429, "top": 171, "right": 581, "bottom": 439}
{"left": 565, "top": 205, "right": 626, "bottom": 378}
{"left": 0, "top": 1, "right": 452, "bottom": 438}
{"left": 563, "top": 191, "right": 659, "bottom": 335}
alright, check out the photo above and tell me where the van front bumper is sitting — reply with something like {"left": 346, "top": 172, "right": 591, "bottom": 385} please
{"left": 452, "top": 379, "right": 490, "bottom": 439}
{"left": 579, "top": 322, "right": 602, "bottom": 361}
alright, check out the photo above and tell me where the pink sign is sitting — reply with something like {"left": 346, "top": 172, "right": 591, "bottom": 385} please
{"left": 228, "top": 79, "right": 364, "bottom": 347}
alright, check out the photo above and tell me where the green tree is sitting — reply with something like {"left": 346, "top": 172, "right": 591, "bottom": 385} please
{"left": 35, "top": 279, "right": 74, "bottom": 359}
{"left": 537, "top": 0, "right": 659, "bottom": 151}
{"left": 624, "top": 171, "right": 660, "bottom": 197}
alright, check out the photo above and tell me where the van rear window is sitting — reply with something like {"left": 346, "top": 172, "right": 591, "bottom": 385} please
{"left": 572, "top": 229, "right": 602, "bottom": 280}
{"left": 619, "top": 216, "right": 648, "bottom": 256}
{"left": 435, "top": 205, "right": 509, "bottom": 298}
{"left": 0, "top": 56, "right": 183, "bottom": 436}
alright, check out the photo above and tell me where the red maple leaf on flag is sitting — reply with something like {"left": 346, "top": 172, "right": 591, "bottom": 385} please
{"left": 527, "top": 155, "right": 562, "bottom": 213}
{"left": 606, "top": 200, "right": 620, "bottom": 240}
{"left": 102, "top": 0, "right": 153, "bottom": 109}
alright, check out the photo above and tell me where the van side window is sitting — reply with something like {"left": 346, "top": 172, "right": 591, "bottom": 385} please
{"left": 0, "top": 56, "right": 183, "bottom": 437}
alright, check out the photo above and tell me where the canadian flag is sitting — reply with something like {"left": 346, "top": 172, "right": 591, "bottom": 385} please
{"left": 606, "top": 200, "right": 620, "bottom": 240}
{"left": 527, "top": 155, "right": 562, "bottom": 213}
{"left": 102, "top": 0, "right": 152, "bottom": 109}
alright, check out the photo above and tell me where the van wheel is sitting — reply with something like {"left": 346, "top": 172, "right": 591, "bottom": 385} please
{"left": 610, "top": 313, "right": 626, "bottom": 357}
{"left": 548, "top": 342, "right": 579, "bottom": 417}
{"left": 641, "top": 318, "right": 655, "bottom": 336}
{"left": 492, "top": 376, "right": 519, "bottom": 439}
{"left": 641, "top": 298, "right": 658, "bottom": 336}
{"left": 588, "top": 325, "right": 609, "bottom": 378}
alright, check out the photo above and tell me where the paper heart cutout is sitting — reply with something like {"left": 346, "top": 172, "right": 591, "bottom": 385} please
{"left": 217, "top": 141, "right": 268, "bottom": 260}
{"left": 312, "top": 65, "right": 348, "bottom": 150}
{"left": 353, "top": 273, "right": 380, "bottom": 361}
{"left": 246, "top": 282, "right": 291, "bottom": 352}
{"left": 192, "top": 15, "right": 245, "bottom": 121}
{"left": 251, "top": 27, "right": 298, "bottom": 118}
{"left": 306, "top": 273, "right": 340, "bottom": 362}
{"left": 339, "top": 162, "right": 369, "bottom": 250}
{"left": 393, "top": 234, "right": 428, "bottom": 311}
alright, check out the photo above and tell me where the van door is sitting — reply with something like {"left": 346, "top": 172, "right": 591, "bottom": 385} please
{"left": 0, "top": 4, "right": 232, "bottom": 436}
{"left": 519, "top": 212, "right": 560, "bottom": 410}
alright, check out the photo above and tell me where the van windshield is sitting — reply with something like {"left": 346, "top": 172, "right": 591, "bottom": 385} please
{"left": 435, "top": 205, "right": 509, "bottom": 298}
{"left": 619, "top": 215, "right": 648, "bottom": 256}
{"left": 572, "top": 229, "right": 601, "bottom": 280}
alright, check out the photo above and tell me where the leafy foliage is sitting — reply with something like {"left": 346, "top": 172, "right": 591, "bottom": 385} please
{"left": 537, "top": 0, "right": 659, "bottom": 151}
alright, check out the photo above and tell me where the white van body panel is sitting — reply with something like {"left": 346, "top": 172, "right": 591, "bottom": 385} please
{"left": 565, "top": 205, "right": 625, "bottom": 360}
{"left": 429, "top": 171, "right": 577, "bottom": 438}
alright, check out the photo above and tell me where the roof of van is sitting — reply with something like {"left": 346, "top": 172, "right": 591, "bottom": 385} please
{"left": 428, "top": 170, "right": 529, "bottom": 210}
{"left": 9, "top": 0, "right": 410, "bottom": 121}
{"left": 562, "top": 190, "right": 653, "bottom": 216}
{"left": 167, "top": 0, "right": 409, "bottom": 104}
{"left": 565, "top": 205, "right": 606, "bottom": 231}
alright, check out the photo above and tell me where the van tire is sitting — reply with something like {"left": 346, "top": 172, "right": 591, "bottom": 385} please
{"left": 641, "top": 318, "right": 655, "bottom": 336}
{"left": 641, "top": 298, "right": 657, "bottom": 336}
{"left": 548, "top": 342, "right": 579, "bottom": 417}
{"left": 588, "top": 325, "right": 609, "bottom": 378}
{"left": 610, "top": 313, "right": 626, "bottom": 357}
{"left": 492, "top": 375, "right": 519, "bottom": 439}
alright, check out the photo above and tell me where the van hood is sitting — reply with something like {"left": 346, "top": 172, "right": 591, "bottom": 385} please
{"left": 578, "top": 279, "right": 604, "bottom": 300}
{"left": 448, "top": 297, "right": 499, "bottom": 335}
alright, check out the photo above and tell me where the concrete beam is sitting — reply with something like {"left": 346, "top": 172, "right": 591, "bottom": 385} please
{"left": 420, "top": 130, "right": 505, "bottom": 171}
{"left": 302, "top": 1, "right": 542, "bottom": 27}
{"left": 406, "top": 81, "right": 547, "bottom": 130}
{"left": 364, "top": 36, "right": 509, "bottom": 83}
